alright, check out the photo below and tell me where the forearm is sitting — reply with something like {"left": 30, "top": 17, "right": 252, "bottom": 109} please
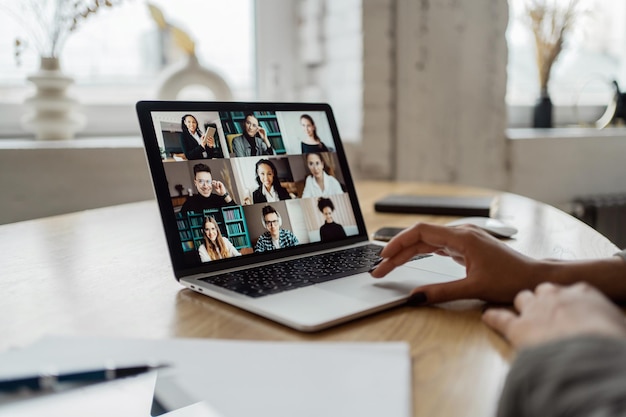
{"left": 534, "top": 254, "right": 626, "bottom": 302}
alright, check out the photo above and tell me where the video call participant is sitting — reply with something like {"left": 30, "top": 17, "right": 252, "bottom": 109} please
{"left": 301, "top": 153, "right": 343, "bottom": 198}
{"left": 232, "top": 113, "right": 274, "bottom": 157}
{"left": 317, "top": 197, "right": 347, "bottom": 242}
{"left": 180, "top": 114, "right": 223, "bottom": 160}
{"left": 300, "top": 114, "right": 330, "bottom": 153}
{"left": 252, "top": 159, "right": 293, "bottom": 203}
{"left": 198, "top": 216, "right": 241, "bottom": 262}
{"left": 180, "top": 163, "right": 236, "bottom": 214}
{"left": 254, "top": 205, "right": 299, "bottom": 252}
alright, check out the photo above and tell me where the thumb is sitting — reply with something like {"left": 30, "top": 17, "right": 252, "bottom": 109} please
{"left": 481, "top": 308, "right": 516, "bottom": 337}
{"left": 407, "top": 278, "right": 474, "bottom": 305}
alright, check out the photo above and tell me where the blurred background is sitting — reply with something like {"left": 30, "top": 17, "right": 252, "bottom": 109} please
{"left": 1, "top": 0, "right": 625, "bottom": 245}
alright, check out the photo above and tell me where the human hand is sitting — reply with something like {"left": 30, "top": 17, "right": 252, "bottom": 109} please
{"left": 212, "top": 180, "right": 226, "bottom": 195}
{"left": 370, "top": 223, "right": 541, "bottom": 304}
{"left": 483, "top": 282, "right": 626, "bottom": 349}
{"left": 204, "top": 135, "right": 215, "bottom": 148}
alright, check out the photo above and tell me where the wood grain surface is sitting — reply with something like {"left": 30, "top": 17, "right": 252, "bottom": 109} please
{"left": 0, "top": 181, "right": 618, "bottom": 417}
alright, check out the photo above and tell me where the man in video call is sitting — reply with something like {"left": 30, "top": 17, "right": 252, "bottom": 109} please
{"left": 180, "top": 163, "right": 236, "bottom": 214}
{"left": 254, "top": 205, "right": 299, "bottom": 252}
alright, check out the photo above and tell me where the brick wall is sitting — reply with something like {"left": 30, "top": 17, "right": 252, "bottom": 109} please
{"left": 262, "top": 0, "right": 510, "bottom": 188}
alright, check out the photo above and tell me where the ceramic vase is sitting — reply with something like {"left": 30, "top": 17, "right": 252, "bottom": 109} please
{"left": 155, "top": 54, "right": 233, "bottom": 100}
{"left": 21, "top": 57, "right": 86, "bottom": 140}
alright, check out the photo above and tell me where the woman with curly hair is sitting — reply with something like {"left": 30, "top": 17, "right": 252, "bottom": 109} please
{"left": 317, "top": 197, "right": 347, "bottom": 242}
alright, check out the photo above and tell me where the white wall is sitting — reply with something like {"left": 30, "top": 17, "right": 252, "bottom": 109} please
{"left": 0, "top": 138, "right": 154, "bottom": 224}
{"left": 508, "top": 130, "right": 626, "bottom": 209}
{"left": 359, "top": 0, "right": 395, "bottom": 178}
{"left": 286, "top": 0, "right": 510, "bottom": 190}
{"left": 390, "top": 0, "right": 509, "bottom": 190}
{"left": 257, "top": 0, "right": 363, "bottom": 145}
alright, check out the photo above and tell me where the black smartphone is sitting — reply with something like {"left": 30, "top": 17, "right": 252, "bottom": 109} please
{"left": 372, "top": 227, "right": 406, "bottom": 242}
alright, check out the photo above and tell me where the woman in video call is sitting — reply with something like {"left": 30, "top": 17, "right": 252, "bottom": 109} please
{"left": 252, "top": 159, "right": 293, "bottom": 203}
{"left": 232, "top": 113, "right": 274, "bottom": 157}
{"left": 198, "top": 216, "right": 241, "bottom": 262}
{"left": 301, "top": 153, "right": 344, "bottom": 198}
{"left": 180, "top": 114, "right": 223, "bottom": 160}
{"left": 300, "top": 114, "right": 330, "bottom": 153}
{"left": 317, "top": 197, "right": 347, "bottom": 242}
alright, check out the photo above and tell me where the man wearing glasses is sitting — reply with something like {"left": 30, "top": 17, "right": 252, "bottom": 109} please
{"left": 180, "top": 163, "right": 236, "bottom": 215}
{"left": 254, "top": 205, "right": 298, "bottom": 252}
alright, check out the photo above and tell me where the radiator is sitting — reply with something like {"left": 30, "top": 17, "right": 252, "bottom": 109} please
{"left": 572, "top": 194, "right": 626, "bottom": 249}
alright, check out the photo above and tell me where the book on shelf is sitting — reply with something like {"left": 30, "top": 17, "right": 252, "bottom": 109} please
{"left": 224, "top": 210, "right": 241, "bottom": 221}
{"left": 181, "top": 241, "right": 195, "bottom": 251}
{"left": 226, "top": 223, "right": 243, "bottom": 234}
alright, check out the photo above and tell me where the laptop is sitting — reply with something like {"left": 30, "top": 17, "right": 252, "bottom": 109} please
{"left": 136, "top": 101, "right": 464, "bottom": 332}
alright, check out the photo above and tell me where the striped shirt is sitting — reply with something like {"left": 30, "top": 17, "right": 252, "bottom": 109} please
{"left": 254, "top": 229, "right": 299, "bottom": 252}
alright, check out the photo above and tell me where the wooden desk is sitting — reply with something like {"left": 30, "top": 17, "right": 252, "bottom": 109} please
{"left": 0, "top": 181, "right": 619, "bottom": 417}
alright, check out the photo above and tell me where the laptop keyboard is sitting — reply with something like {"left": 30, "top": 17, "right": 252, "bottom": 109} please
{"left": 199, "top": 244, "right": 385, "bottom": 298}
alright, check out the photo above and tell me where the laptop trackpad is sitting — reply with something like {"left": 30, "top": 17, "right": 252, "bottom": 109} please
{"left": 318, "top": 255, "right": 465, "bottom": 302}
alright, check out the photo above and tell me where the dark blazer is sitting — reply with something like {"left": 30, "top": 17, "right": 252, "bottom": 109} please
{"left": 252, "top": 186, "right": 291, "bottom": 203}
{"left": 180, "top": 130, "right": 224, "bottom": 160}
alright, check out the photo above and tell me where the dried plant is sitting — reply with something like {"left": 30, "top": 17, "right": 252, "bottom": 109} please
{"left": 147, "top": 2, "right": 196, "bottom": 56}
{"left": 1, "top": 0, "right": 124, "bottom": 64}
{"left": 524, "top": 0, "right": 580, "bottom": 96}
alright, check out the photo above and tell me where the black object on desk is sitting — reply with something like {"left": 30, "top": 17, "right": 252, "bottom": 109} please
{"left": 0, "top": 364, "right": 167, "bottom": 393}
{"left": 374, "top": 195, "right": 493, "bottom": 216}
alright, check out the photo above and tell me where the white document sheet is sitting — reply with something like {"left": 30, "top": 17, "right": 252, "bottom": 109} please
{"left": 0, "top": 336, "right": 411, "bottom": 417}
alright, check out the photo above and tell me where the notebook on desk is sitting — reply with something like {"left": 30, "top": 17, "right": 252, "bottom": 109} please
{"left": 136, "top": 101, "right": 464, "bottom": 331}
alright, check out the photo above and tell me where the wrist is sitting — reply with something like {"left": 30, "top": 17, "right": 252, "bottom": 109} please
{"left": 223, "top": 191, "right": 230, "bottom": 199}
{"left": 538, "top": 257, "right": 626, "bottom": 301}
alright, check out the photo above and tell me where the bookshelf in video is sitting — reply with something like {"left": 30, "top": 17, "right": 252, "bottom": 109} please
{"left": 155, "top": 109, "right": 359, "bottom": 265}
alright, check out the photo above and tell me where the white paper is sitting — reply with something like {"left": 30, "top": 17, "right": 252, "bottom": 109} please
{"left": 0, "top": 336, "right": 411, "bottom": 417}
{"left": 162, "top": 401, "right": 225, "bottom": 417}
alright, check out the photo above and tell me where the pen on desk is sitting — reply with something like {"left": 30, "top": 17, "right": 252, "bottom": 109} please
{"left": 0, "top": 364, "right": 168, "bottom": 393}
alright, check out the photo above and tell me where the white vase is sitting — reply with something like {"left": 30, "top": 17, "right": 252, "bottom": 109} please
{"left": 21, "top": 57, "right": 86, "bottom": 140}
{"left": 155, "top": 54, "right": 233, "bottom": 100}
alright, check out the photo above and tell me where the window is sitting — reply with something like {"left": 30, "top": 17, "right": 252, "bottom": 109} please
{"left": 0, "top": 0, "right": 255, "bottom": 137}
{"left": 506, "top": 0, "right": 626, "bottom": 126}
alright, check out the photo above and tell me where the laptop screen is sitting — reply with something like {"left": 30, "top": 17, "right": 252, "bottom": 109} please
{"left": 136, "top": 102, "right": 369, "bottom": 278}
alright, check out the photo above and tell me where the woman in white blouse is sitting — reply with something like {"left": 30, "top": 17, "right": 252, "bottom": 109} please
{"left": 301, "top": 153, "right": 343, "bottom": 198}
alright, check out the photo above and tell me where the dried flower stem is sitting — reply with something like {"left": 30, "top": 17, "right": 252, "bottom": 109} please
{"left": 1, "top": 0, "right": 123, "bottom": 63}
{"left": 525, "top": 0, "right": 579, "bottom": 96}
